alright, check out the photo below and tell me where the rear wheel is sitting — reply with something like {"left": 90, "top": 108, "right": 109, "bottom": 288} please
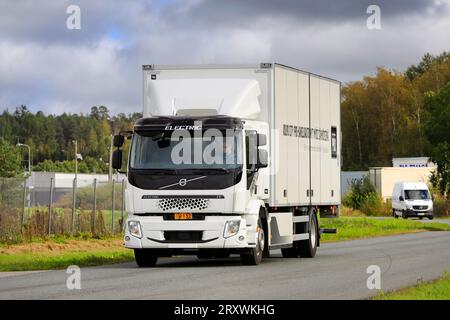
{"left": 241, "top": 218, "right": 264, "bottom": 265}
{"left": 428, "top": 216, "right": 434, "bottom": 220}
{"left": 297, "top": 212, "right": 318, "bottom": 258}
{"left": 134, "top": 249, "right": 158, "bottom": 267}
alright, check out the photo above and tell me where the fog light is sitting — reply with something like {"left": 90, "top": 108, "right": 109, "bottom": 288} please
{"left": 224, "top": 220, "right": 240, "bottom": 238}
{"left": 125, "top": 236, "right": 130, "bottom": 241}
{"left": 128, "top": 220, "right": 142, "bottom": 239}
{"left": 238, "top": 236, "right": 245, "bottom": 241}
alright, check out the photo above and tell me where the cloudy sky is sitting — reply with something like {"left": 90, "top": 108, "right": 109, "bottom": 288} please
{"left": 0, "top": 0, "right": 449, "bottom": 115}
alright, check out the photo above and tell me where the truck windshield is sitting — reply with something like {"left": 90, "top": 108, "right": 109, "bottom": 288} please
{"left": 404, "top": 190, "right": 430, "bottom": 200}
{"left": 130, "top": 129, "right": 243, "bottom": 170}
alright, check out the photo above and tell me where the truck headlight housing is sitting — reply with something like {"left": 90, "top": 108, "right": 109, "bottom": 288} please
{"left": 223, "top": 220, "right": 240, "bottom": 238}
{"left": 128, "top": 221, "right": 142, "bottom": 239}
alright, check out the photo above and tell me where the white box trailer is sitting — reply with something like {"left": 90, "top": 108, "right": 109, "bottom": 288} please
{"left": 114, "top": 63, "right": 340, "bottom": 266}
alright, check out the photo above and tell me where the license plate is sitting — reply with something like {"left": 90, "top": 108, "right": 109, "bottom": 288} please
{"left": 418, "top": 212, "right": 424, "bottom": 216}
{"left": 174, "top": 213, "right": 193, "bottom": 220}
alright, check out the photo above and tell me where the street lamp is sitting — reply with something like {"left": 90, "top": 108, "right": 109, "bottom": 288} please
{"left": 72, "top": 140, "right": 78, "bottom": 180}
{"left": 17, "top": 143, "right": 31, "bottom": 176}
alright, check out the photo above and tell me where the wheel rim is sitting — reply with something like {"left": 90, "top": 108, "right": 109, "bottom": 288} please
{"left": 310, "top": 217, "right": 317, "bottom": 248}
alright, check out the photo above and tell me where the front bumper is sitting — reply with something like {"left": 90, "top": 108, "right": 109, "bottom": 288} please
{"left": 404, "top": 209, "right": 433, "bottom": 217}
{"left": 124, "top": 215, "right": 256, "bottom": 249}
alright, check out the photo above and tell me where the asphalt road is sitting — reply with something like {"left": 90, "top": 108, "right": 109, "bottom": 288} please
{"left": 1, "top": 231, "right": 449, "bottom": 300}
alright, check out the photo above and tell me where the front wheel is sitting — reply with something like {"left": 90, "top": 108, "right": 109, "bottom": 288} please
{"left": 241, "top": 218, "right": 264, "bottom": 265}
{"left": 297, "top": 212, "right": 318, "bottom": 258}
{"left": 134, "top": 249, "right": 158, "bottom": 267}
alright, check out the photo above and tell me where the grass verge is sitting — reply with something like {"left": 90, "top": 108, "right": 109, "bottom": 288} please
{"left": 0, "top": 237, "right": 134, "bottom": 271}
{"left": 374, "top": 272, "right": 450, "bottom": 300}
{"left": 320, "top": 217, "right": 450, "bottom": 242}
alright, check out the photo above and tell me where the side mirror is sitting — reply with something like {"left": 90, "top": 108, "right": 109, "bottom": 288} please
{"left": 257, "top": 133, "right": 267, "bottom": 147}
{"left": 113, "top": 135, "right": 125, "bottom": 148}
{"left": 255, "top": 149, "right": 268, "bottom": 169}
{"left": 399, "top": 196, "right": 404, "bottom": 201}
{"left": 112, "top": 150, "right": 123, "bottom": 170}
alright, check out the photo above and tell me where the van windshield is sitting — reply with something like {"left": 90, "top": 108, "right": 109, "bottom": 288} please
{"left": 404, "top": 190, "right": 430, "bottom": 200}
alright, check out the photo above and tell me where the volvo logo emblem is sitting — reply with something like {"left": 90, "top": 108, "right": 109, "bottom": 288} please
{"left": 159, "top": 176, "right": 207, "bottom": 190}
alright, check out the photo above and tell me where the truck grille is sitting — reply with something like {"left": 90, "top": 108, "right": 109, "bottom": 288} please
{"left": 413, "top": 205, "right": 428, "bottom": 210}
{"left": 158, "top": 198, "right": 210, "bottom": 211}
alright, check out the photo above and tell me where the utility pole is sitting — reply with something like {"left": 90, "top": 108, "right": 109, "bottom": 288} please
{"left": 71, "top": 140, "right": 78, "bottom": 234}
{"left": 73, "top": 140, "right": 78, "bottom": 181}
{"left": 17, "top": 143, "right": 31, "bottom": 175}
{"left": 108, "top": 134, "right": 113, "bottom": 182}
{"left": 17, "top": 143, "right": 31, "bottom": 225}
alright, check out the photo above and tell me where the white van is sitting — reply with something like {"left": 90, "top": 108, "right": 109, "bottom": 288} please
{"left": 392, "top": 182, "right": 434, "bottom": 220}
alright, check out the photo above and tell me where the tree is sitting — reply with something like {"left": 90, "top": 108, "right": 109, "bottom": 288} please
{"left": 0, "top": 138, "right": 22, "bottom": 177}
{"left": 423, "top": 83, "right": 450, "bottom": 197}
{"left": 405, "top": 52, "right": 450, "bottom": 81}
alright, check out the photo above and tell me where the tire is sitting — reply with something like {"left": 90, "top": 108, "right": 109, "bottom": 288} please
{"left": 241, "top": 217, "right": 264, "bottom": 265}
{"left": 393, "top": 209, "right": 398, "bottom": 219}
{"left": 134, "top": 249, "right": 158, "bottom": 267}
{"left": 297, "top": 212, "right": 318, "bottom": 258}
{"left": 428, "top": 216, "right": 434, "bottom": 220}
{"left": 402, "top": 210, "right": 407, "bottom": 219}
{"left": 419, "top": 216, "right": 424, "bottom": 220}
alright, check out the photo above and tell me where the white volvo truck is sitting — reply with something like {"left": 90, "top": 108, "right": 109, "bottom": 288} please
{"left": 113, "top": 63, "right": 340, "bottom": 266}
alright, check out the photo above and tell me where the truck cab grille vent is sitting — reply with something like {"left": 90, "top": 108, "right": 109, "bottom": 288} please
{"left": 158, "top": 198, "right": 210, "bottom": 211}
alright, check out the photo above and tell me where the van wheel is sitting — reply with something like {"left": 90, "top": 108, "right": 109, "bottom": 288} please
{"left": 393, "top": 209, "right": 398, "bottom": 219}
{"left": 428, "top": 216, "right": 434, "bottom": 220}
{"left": 297, "top": 212, "right": 318, "bottom": 258}
{"left": 134, "top": 249, "right": 158, "bottom": 267}
{"left": 402, "top": 210, "right": 407, "bottom": 219}
{"left": 241, "top": 218, "right": 264, "bottom": 265}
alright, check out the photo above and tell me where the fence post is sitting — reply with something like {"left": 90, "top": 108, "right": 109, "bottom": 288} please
{"left": 48, "top": 177, "right": 54, "bottom": 234}
{"left": 111, "top": 179, "right": 116, "bottom": 233}
{"left": 92, "top": 178, "right": 97, "bottom": 233}
{"left": 71, "top": 177, "right": 77, "bottom": 235}
{"left": 21, "top": 177, "right": 27, "bottom": 228}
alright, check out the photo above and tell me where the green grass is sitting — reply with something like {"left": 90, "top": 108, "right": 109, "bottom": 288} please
{"left": 374, "top": 272, "right": 450, "bottom": 300}
{"left": 0, "top": 249, "right": 134, "bottom": 272}
{"left": 0, "top": 236, "right": 134, "bottom": 272}
{"left": 320, "top": 217, "right": 450, "bottom": 242}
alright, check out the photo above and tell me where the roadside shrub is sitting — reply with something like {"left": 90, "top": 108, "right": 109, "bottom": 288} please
{"left": 343, "top": 176, "right": 390, "bottom": 216}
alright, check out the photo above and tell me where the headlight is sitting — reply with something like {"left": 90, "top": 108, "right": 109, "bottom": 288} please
{"left": 223, "top": 220, "right": 240, "bottom": 238}
{"left": 128, "top": 221, "right": 142, "bottom": 238}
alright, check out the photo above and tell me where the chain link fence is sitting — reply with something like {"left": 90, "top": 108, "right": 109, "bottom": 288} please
{"left": 0, "top": 175, "right": 126, "bottom": 243}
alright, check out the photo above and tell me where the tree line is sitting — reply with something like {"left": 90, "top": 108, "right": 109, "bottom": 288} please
{"left": 341, "top": 51, "right": 449, "bottom": 195}
{"left": 0, "top": 106, "right": 140, "bottom": 175}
